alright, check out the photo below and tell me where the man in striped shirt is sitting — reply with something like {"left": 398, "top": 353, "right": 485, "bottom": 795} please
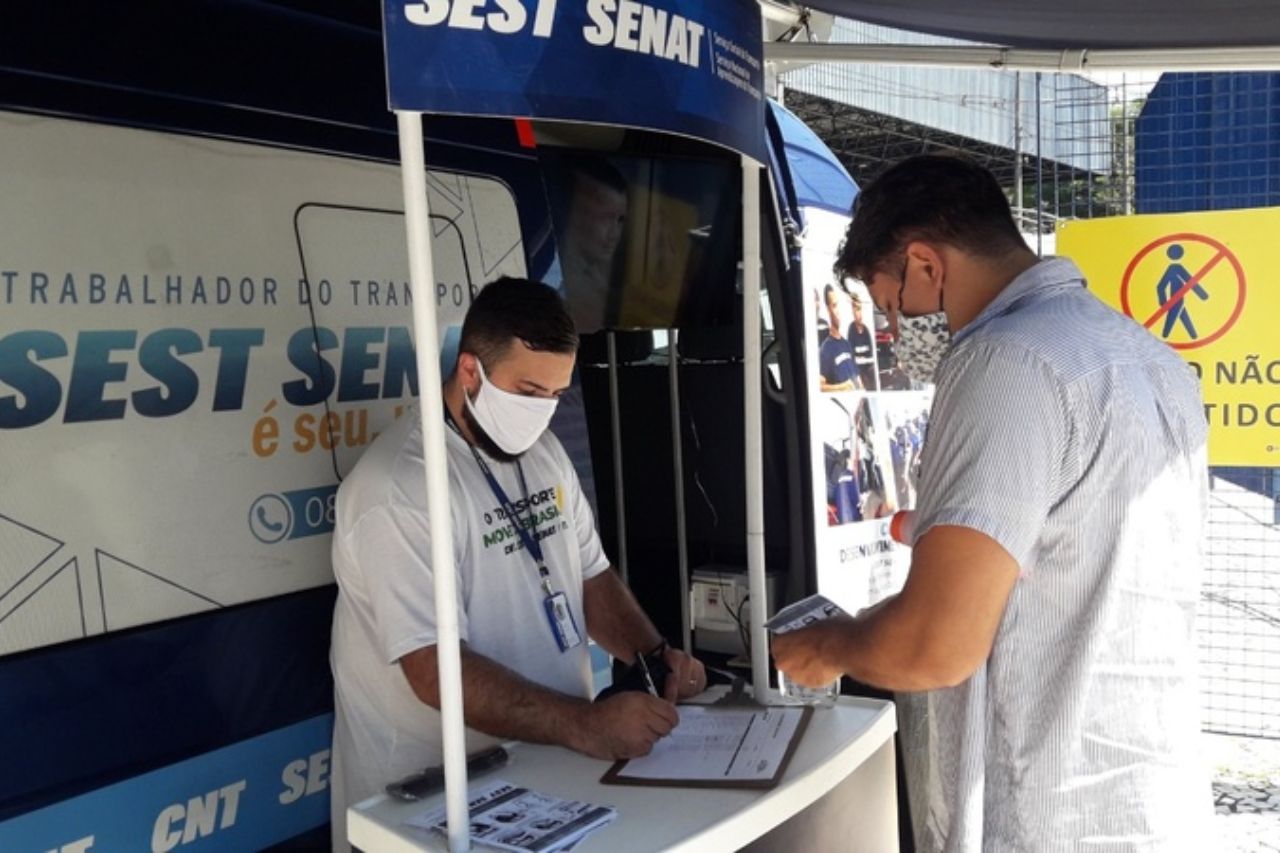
{"left": 774, "top": 155, "right": 1210, "bottom": 851}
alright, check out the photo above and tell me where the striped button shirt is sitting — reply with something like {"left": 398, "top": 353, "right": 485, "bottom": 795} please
{"left": 903, "top": 257, "right": 1211, "bottom": 852}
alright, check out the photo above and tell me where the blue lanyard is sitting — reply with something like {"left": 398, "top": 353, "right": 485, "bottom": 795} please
{"left": 445, "top": 408, "right": 552, "bottom": 593}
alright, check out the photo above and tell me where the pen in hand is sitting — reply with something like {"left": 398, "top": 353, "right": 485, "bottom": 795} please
{"left": 636, "top": 651, "right": 660, "bottom": 698}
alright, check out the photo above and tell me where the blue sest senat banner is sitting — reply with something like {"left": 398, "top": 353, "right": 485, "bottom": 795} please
{"left": 383, "top": 0, "right": 766, "bottom": 160}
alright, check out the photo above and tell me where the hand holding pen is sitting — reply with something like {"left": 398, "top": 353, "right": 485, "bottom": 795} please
{"left": 636, "top": 651, "right": 661, "bottom": 697}
{"left": 583, "top": 682, "right": 678, "bottom": 759}
{"left": 641, "top": 643, "right": 708, "bottom": 701}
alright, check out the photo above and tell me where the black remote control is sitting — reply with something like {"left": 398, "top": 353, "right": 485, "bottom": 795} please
{"left": 384, "top": 745, "right": 510, "bottom": 801}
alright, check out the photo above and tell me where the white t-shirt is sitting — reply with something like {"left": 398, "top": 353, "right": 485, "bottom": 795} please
{"left": 329, "top": 412, "right": 610, "bottom": 848}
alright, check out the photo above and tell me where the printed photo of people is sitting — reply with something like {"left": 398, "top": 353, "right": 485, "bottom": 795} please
{"left": 879, "top": 394, "right": 932, "bottom": 511}
{"left": 820, "top": 395, "right": 895, "bottom": 526}
{"left": 873, "top": 309, "right": 915, "bottom": 391}
{"left": 856, "top": 395, "right": 896, "bottom": 520}
{"left": 815, "top": 280, "right": 877, "bottom": 392}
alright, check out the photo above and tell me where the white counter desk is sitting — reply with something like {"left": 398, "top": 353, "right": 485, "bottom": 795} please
{"left": 349, "top": 692, "right": 898, "bottom": 853}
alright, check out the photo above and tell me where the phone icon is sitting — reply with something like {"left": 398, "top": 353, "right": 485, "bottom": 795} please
{"left": 248, "top": 494, "right": 292, "bottom": 544}
{"left": 257, "top": 506, "right": 284, "bottom": 533}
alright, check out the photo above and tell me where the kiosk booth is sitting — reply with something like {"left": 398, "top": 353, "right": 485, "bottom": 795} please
{"left": 362, "top": 1, "right": 895, "bottom": 850}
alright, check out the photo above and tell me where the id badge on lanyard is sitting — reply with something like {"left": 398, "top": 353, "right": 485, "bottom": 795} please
{"left": 542, "top": 582, "right": 582, "bottom": 652}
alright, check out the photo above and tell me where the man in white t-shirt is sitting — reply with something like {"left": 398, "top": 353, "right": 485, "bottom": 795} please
{"left": 329, "top": 278, "right": 706, "bottom": 849}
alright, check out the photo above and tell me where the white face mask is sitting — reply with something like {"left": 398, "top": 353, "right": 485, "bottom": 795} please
{"left": 895, "top": 313, "right": 952, "bottom": 384}
{"left": 464, "top": 359, "right": 559, "bottom": 455}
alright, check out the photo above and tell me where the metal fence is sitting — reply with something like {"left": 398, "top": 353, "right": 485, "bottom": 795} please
{"left": 1046, "top": 72, "right": 1280, "bottom": 739}
{"left": 1202, "top": 467, "right": 1280, "bottom": 737}
{"left": 784, "top": 59, "right": 1280, "bottom": 738}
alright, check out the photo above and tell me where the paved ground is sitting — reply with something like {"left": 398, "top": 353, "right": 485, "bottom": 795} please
{"left": 1207, "top": 732, "right": 1280, "bottom": 851}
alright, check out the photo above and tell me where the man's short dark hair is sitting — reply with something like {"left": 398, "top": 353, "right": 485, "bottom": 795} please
{"left": 834, "top": 155, "right": 1025, "bottom": 283}
{"left": 459, "top": 277, "right": 578, "bottom": 368}
{"left": 571, "top": 154, "right": 628, "bottom": 196}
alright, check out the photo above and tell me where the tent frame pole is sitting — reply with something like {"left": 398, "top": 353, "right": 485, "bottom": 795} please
{"left": 607, "top": 331, "right": 629, "bottom": 584}
{"left": 742, "top": 155, "right": 771, "bottom": 703}
{"left": 668, "top": 330, "right": 693, "bottom": 654}
{"left": 396, "top": 110, "right": 471, "bottom": 853}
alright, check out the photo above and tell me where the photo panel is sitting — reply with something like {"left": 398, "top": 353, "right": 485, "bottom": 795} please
{"left": 878, "top": 392, "right": 933, "bottom": 513}
{"left": 814, "top": 280, "right": 879, "bottom": 394}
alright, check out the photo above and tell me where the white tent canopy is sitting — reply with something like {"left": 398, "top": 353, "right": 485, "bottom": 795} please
{"left": 796, "top": 0, "right": 1280, "bottom": 50}
{"left": 762, "top": 1, "right": 1280, "bottom": 70}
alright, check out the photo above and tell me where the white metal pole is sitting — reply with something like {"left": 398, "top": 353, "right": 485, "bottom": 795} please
{"left": 607, "top": 330, "right": 629, "bottom": 583}
{"left": 741, "top": 156, "right": 770, "bottom": 702}
{"left": 1035, "top": 71, "right": 1044, "bottom": 256}
{"left": 396, "top": 110, "right": 470, "bottom": 853}
{"left": 668, "top": 329, "right": 692, "bottom": 654}
{"left": 1120, "top": 75, "right": 1132, "bottom": 217}
{"left": 1013, "top": 72, "right": 1023, "bottom": 225}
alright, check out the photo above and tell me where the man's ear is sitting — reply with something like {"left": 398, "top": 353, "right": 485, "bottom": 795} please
{"left": 456, "top": 352, "right": 481, "bottom": 393}
{"left": 904, "top": 241, "right": 946, "bottom": 295}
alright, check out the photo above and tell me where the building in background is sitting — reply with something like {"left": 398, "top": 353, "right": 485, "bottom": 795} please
{"left": 778, "top": 18, "right": 1112, "bottom": 244}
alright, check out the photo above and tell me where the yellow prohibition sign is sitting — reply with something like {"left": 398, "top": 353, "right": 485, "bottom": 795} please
{"left": 1119, "top": 232, "right": 1246, "bottom": 350}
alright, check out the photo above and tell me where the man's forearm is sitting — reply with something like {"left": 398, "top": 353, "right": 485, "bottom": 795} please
{"left": 400, "top": 645, "right": 590, "bottom": 751}
{"left": 826, "top": 598, "right": 943, "bottom": 691}
{"left": 775, "top": 524, "right": 1019, "bottom": 695}
{"left": 583, "top": 569, "right": 664, "bottom": 661}
{"left": 821, "top": 591, "right": 985, "bottom": 692}
{"left": 829, "top": 526, "right": 1020, "bottom": 691}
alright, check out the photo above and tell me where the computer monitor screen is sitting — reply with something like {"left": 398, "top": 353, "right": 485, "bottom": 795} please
{"left": 539, "top": 148, "right": 741, "bottom": 332}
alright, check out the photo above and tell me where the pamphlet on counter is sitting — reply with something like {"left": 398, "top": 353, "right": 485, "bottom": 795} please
{"left": 405, "top": 780, "right": 615, "bottom": 853}
{"left": 765, "top": 594, "right": 848, "bottom": 634}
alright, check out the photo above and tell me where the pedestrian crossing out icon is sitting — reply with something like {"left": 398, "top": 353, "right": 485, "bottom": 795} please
{"left": 1120, "top": 232, "right": 1246, "bottom": 350}
{"left": 1155, "top": 243, "right": 1209, "bottom": 339}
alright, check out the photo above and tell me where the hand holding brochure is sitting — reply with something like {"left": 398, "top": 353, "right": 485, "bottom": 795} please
{"left": 765, "top": 594, "right": 848, "bottom": 634}
{"left": 405, "top": 780, "right": 615, "bottom": 853}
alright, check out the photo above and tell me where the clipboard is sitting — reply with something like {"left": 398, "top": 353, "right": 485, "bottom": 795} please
{"left": 599, "top": 704, "right": 813, "bottom": 790}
